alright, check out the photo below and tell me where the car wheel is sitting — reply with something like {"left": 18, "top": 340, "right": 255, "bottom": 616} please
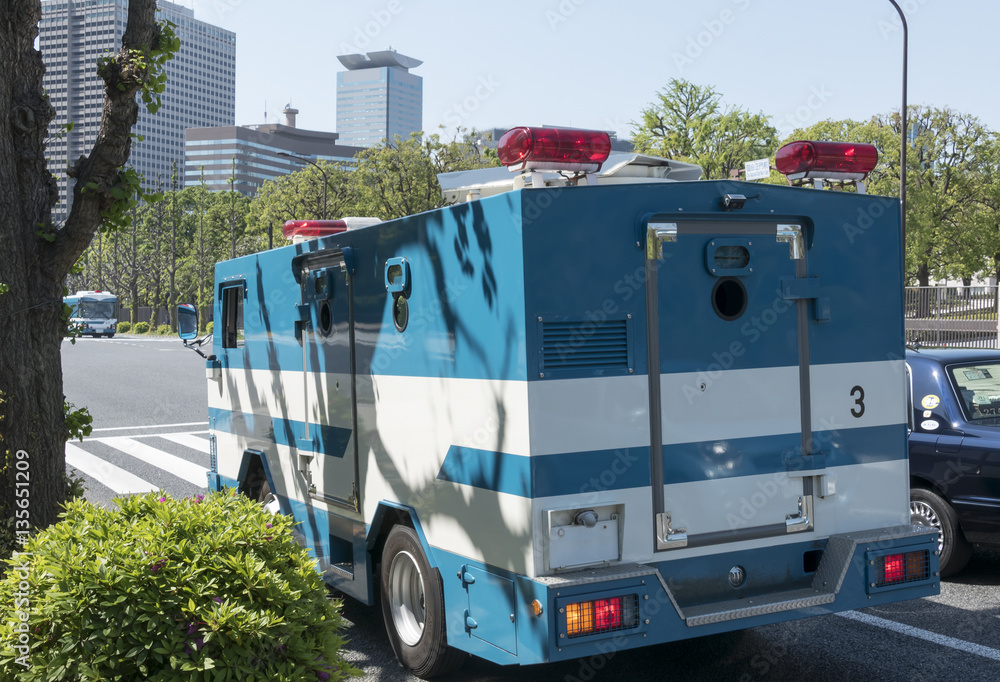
{"left": 106, "top": 333, "right": 115, "bottom": 338}
{"left": 380, "top": 525, "right": 465, "bottom": 678}
{"left": 910, "top": 487, "right": 972, "bottom": 577}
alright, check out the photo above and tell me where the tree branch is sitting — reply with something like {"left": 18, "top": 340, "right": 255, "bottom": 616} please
{"left": 48, "top": 0, "right": 162, "bottom": 278}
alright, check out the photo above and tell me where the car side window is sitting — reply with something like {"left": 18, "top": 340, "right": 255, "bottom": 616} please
{"left": 948, "top": 362, "right": 1000, "bottom": 423}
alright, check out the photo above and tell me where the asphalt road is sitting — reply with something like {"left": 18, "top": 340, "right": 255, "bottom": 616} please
{"left": 62, "top": 337, "right": 1000, "bottom": 681}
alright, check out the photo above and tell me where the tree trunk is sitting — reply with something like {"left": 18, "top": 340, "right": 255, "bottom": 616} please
{"left": 167, "top": 166, "right": 178, "bottom": 332}
{"left": 0, "top": 0, "right": 163, "bottom": 532}
{"left": 916, "top": 261, "right": 932, "bottom": 320}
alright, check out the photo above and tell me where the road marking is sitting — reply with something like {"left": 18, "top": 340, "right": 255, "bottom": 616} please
{"left": 66, "top": 443, "right": 158, "bottom": 494}
{"left": 99, "top": 436, "right": 209, "bottom": 487}
{"left": 836, "top": 610, "right": 1000, "bottom": 661}
{"left": 91, "top": 421, "right": 208, "bottom": 433}
{"left": 160, "top": 432, "right": 211, "bottom": 454}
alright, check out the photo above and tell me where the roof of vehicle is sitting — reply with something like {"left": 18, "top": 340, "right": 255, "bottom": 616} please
{"left": 437, "top": 152, "right": 704, "bottom": 204}
{"left": 906, "top": 347, "right": 1000, "bottom": 364}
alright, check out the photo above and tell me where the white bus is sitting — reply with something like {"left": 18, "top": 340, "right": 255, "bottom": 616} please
{"left": 64, "top": 290, "right": 117, "bottom": 338}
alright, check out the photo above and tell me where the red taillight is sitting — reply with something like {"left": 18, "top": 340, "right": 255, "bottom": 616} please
{"left": 498, "top": 126, "right": 611, "bottom": 171}
{"left": 564, "top": 594, "right": 638, "bottom": 638}
{"left": 883, "top": 554, "right": 906, "bottom": 583}
{"left": 874, "top": 550, "right": 930, "bottom": 587}
{"left": 594, "top": 598, "right": 622, "bottom": 630}
{"left": 775, "top": 140, "right": 878, "bottom": 181}
{"left": 282, "top": 219, "right": 348, "bottom": 241}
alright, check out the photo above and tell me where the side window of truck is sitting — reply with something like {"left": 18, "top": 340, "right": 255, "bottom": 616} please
{"left": 221, "top": 283, "right": 244, "bottom": 349}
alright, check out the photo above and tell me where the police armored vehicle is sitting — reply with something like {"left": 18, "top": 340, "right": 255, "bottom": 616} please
{"left": 179, "top": 127, "right": 938, "bottom": 677}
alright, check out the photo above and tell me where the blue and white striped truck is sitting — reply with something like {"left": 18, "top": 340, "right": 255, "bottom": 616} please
{"left": 179, "top": 128, "right": 939, "bottom": 677}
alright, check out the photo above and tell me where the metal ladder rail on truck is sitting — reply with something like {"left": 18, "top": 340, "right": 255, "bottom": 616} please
{"left": 177, "top": 127, "right": 939, "bottom": 678}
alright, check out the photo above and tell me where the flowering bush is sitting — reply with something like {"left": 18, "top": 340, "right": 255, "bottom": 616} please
{"left": 0, "top": 491, "right": 358, "bottom": 681}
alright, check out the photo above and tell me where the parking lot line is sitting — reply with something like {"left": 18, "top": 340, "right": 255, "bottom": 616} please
{"left": 836, "top": 610, "right": 1000, "bottom": 661}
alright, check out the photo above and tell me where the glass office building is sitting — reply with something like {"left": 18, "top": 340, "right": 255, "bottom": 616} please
{"left": 336, "top": 50, "right": 422, "bottom": 148}
{"left": 40, "top": 0, "right": 235, "bottom": 224}
{"left": 185, "top": 106, "right": 364, "bottom": 196}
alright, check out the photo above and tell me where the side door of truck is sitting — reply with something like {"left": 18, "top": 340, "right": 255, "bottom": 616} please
{"left": 295, "top": 248, "right": 360, "bottom": 512}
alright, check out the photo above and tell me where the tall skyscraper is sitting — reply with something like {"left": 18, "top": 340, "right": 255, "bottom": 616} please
{"left": 39, "top": 0, "right": 235, "bottom": 224}
{"left": 184, "top": 105, "right": 364, "bottom": 196}
{"left": 336, "top": 50, "right": 422, "bottom": 148}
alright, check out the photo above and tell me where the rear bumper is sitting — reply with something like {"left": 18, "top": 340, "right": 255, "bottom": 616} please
{"left": 448, "top": 525, "right": 939, "bottom": 666}
{"left": 540, "top": 524, "right": 938, "bottom": 663}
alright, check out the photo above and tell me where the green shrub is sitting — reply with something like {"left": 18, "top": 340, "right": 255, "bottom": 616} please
{"left": 0, "top": 491, "right": 358, "bottom": 681}
{"left": 117, "top": 321, "right": 131, "bottom": 333}
{"left": 205, "top": 321, "right": 214, "bottom": 334}
{"left": 132, "top": 321, "right": 150, "bottom": 334}
{"left": 156, "top": 324, "right": 172, "bottom": 335}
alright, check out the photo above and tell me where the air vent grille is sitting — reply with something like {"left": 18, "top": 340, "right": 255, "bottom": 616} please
{"left": 541, "top": 319, "right": 629, "bottom": 371}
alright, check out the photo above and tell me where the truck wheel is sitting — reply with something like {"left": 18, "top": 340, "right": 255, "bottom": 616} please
{"left": 910, "top": 487, "right": 972, "bottom": 577}
{"left": 380, "top": 525, "right": 465, "bottom": 678}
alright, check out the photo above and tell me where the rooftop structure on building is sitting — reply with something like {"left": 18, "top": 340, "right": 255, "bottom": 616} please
{"left": 184, "top": 105, "right": 365, "bottom": 195}
{"left": 336, "top": 49, "right": 422, "bottom": 148}
{"left": 40, "top": 0, "right": 235, "bottom": 224}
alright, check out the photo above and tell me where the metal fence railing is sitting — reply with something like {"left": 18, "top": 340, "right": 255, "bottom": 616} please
{"left": 905, "top": 286, "right": 1000, "bottom": 349}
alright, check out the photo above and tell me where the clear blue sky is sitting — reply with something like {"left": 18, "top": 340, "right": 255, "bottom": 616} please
{"left": 184, "top": 0, "right": 999, "bottom": 142}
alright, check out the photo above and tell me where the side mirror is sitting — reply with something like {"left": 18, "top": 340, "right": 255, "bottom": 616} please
{"left": 177, "top": 304, "right": 198, "bottom": 340}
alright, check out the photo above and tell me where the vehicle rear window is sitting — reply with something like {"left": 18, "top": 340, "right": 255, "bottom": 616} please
{"left": 949, "top": 362, "right": 1000, "bottom": 422}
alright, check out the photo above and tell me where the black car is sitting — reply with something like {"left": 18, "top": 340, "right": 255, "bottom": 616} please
{"left": 906, "top": 348, "right": 1000, "bottom": 576}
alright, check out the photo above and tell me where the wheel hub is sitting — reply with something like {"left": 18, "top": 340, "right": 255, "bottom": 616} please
{"left": 388, "top": 550, "right": 426, "bottom": 646}
{"left": 910, "top": 499, "right": 944, "bottom": 553}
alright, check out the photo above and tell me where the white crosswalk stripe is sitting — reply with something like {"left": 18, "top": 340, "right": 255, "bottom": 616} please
{"left": 96, "top": 436, "right": 209, "bottom": 487}
{"left": 65, "top": 429, "right": 213, "bottom": 501}
{"left": 66, "top": 443, "right": 159, "bottom": 495}
{"left": 159, "top": 432, "right": 212, "bottom": 454}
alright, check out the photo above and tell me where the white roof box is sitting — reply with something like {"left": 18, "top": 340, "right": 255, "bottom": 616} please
{"left": 439, "top": 152, "right": 704, "bottom": 204}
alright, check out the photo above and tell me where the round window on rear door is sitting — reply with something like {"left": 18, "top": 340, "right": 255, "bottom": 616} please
{"left": 712, "top": 278, "right": 747, "bottom": 321}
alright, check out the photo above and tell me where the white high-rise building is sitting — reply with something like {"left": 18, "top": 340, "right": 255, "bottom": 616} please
{"left": 39, "top": 0, "right": 235, "bottom": 224}
{"left": 336, "top": 50, "right": 422, "bottom": 148}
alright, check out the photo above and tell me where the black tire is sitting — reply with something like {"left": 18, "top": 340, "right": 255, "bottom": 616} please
{"left": 379, "top": 525, "right": 465, "bottom": 678}
{"left": 910, "top": 487, "right": 972, "bottom": 578}
{"left": 106, "top": 333, "right": 115, "bottom": 338}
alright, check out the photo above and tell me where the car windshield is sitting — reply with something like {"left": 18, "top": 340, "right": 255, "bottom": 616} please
{"left": 949, "top": 362, "right": 1000, "bottom": 423}
{"left": 78, "top": 300, "right": 115, "bottom": 319}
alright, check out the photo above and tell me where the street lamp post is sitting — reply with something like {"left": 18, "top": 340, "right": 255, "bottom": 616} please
{"left": 888, "top": 0, "right": 908, "bottom": 248}
{"left": 278, "top": 152, "right": 328, "bottom": 219}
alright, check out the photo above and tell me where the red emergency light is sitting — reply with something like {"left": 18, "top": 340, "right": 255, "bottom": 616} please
{"left": 498, "top": 126, "right": 611, "bottom": 172}
{"left": 775, "top": 140, "right": 878, "bottom": 182}
{"left": 282, "top": 219, "right": 348, "bottom": 241}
